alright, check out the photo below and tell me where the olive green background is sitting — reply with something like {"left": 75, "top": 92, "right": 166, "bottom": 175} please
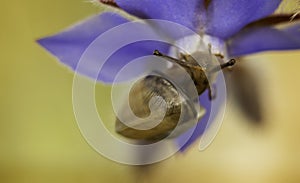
{"left": 1, "top": 0, "right": 300, "bottom": 182}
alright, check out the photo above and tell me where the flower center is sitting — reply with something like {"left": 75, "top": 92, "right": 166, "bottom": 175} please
{"left": 168, "top": 34, "right": 227, "bottom": 59}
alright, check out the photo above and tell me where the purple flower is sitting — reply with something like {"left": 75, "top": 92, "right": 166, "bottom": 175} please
{"left": 38, "top": 0, "right": 300, "bottom": 151}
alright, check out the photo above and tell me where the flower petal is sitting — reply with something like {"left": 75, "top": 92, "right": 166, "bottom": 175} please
{"left": 99, "top": 41, "right": 170, "bottom": 82}
{"left": 115, "top": 0, "right": 206, "bottom": 31}
{"left": 176, "top": 91, "right": 211, "bottom": 151}
{"left": 37, "top": 12, "right": 172, "bottom": 83}
{"left": 37, "top": 12, "right": 129, "bottom": 72}
{"left": 205, "top": 0, "right": 282, "bottom": 39}
{"left": 177, "top": 73, "right": 227, "bottom": 151}
{"left": 228, "top": 23, "right": 300, "bottom": 57}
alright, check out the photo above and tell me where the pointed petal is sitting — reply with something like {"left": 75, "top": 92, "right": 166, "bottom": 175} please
{"left": 115, "top": 0, "right": 206, "bottom": 31}
{"left": 176, "top": 91, "right": 211, "bottom": 151}
{"left": 228, "top": 23, "right": 300, "bottom": 57}
{"left": 37, "top": 12, "right": 172, "bottom": 83}
{"left": 205, "top": 0, "right": 282, "bottom": 39}
{"left": 37, "top": 12, "right": 129, "bottom": 71}
{"left": 177, "top": 74, "right": 227, "bottom": 151}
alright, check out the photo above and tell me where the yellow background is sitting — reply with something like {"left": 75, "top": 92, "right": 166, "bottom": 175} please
{"left": 1, "top": 0, "right": 300, "bottom": 182}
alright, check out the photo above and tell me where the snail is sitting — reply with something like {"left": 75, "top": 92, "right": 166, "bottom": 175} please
{"left": 115, "top": 49, "right": 235, "bottom": 141}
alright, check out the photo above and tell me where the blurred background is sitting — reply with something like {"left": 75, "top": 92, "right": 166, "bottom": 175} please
{"left": 1, "top": 0, "right": 300, "bottom": 182}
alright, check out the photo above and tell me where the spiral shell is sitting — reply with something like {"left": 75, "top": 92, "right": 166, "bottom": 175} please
{"left": 115, "top": 71, "right": 205, "bottom": 141}
{"left": 114, "top": 51, "right": 225, "bottom": 141}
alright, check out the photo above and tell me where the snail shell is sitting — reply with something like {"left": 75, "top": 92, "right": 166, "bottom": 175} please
{"left": 115, "top": 70, "right": 205, "bottom": 141}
